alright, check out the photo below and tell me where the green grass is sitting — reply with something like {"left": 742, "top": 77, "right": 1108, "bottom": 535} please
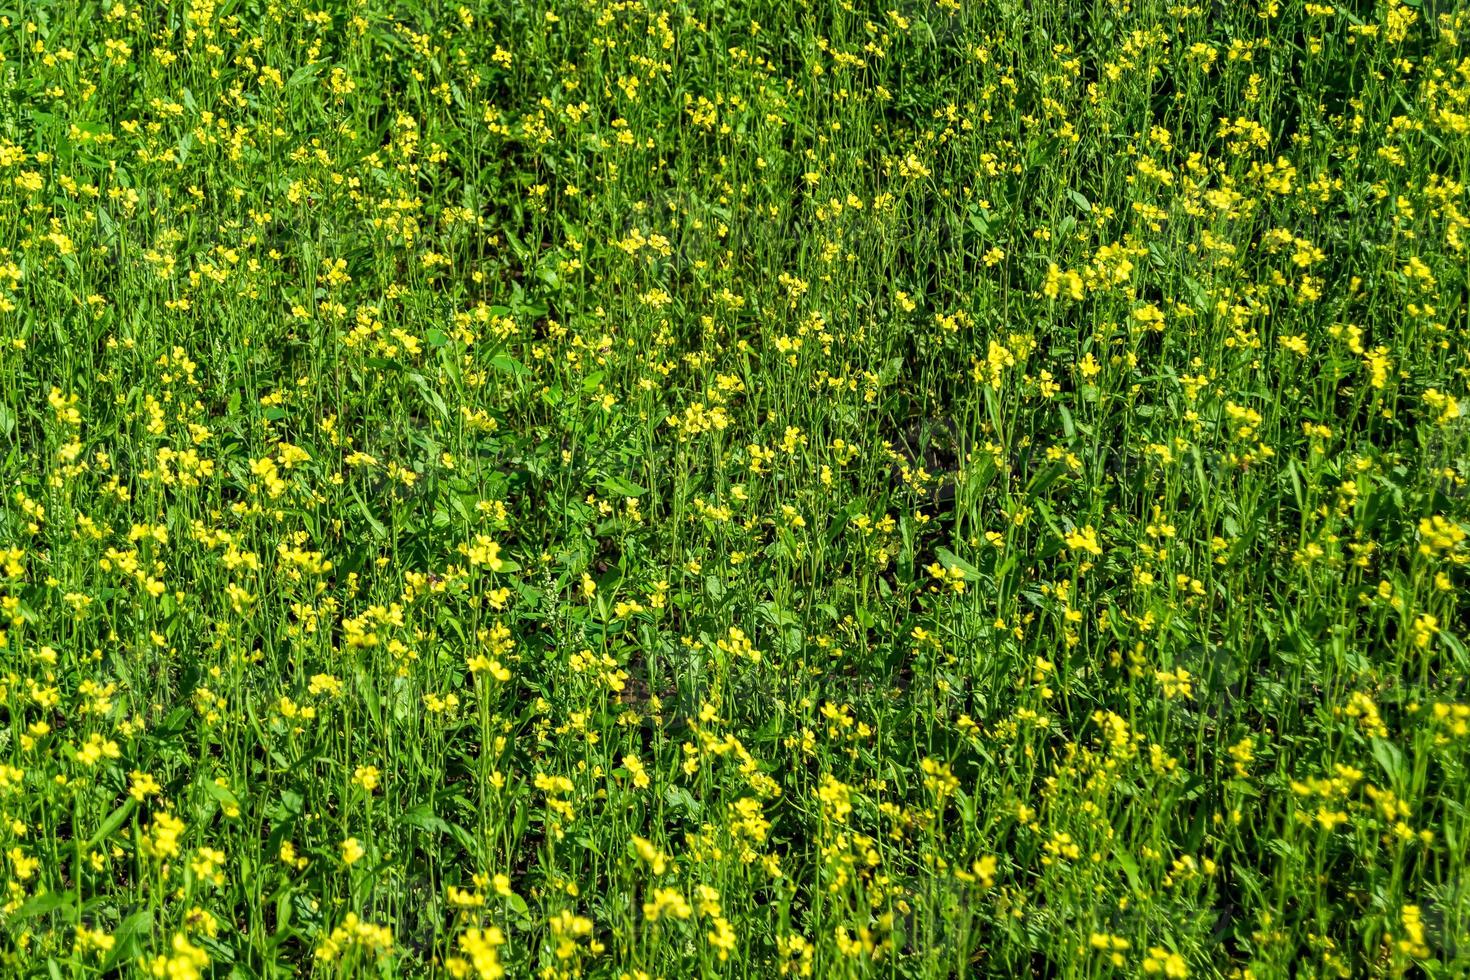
{"left": 0, "top": 0, "right": 1468, "bottom": 976}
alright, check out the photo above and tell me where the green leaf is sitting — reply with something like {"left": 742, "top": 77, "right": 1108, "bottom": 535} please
{"left": 409, "top": 373, "right": 450, "bottom": 421}
{"left": 287, "top": 63, "right": 323, "bottom": 87}
{"left": 11, "top": 889, "right": 74, "bottom": 922}
{"left": 85, "top": 799, "right": 136, "bottom": 852}
{"left": 935, "top": 547, "right": 981, "bottom": 581}
{"left": 402, "top": 803, "right": 452, "bottom": 836}
{"left": 1370, "top": 738, "right": 1406, "bottom": 789}
{"left": 599, "top": 474, "right": 647, "bottom": 498}
{"left": 879, "top": 357, "right": 905, "bottom": 386}
{"left": 100, "top": 910, "right": 153, "bottom": 973}
{"left": 490, "top": 355, "right": 530, "bottom": 376}
{"left": 203, "top": 779, "right": 241, "bottom": 811}
{"left": 349, "top": 483, "right": 388, "bottom": 539}
{"left": 1026, "top": 461, "right": 1069, "bottom": 500}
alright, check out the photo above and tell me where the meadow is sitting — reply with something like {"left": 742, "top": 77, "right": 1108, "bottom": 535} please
{"left": 1, "top": 0, "right": 1468, "bottom": 975}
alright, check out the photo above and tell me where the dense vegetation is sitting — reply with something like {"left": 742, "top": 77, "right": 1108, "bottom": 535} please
{"left": 1, "top": 0, "right": 1468, "bottom": 975}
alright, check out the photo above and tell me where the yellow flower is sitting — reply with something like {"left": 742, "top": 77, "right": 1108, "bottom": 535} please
{"left": 353, "top": 766, "right": 381, "bottom": 792}
{"left": 142, "top": 812, "right": 186, "bottom": 860}
{"left": 446, "top": 926, "right": 506, "bottom": 979}
{"left": 467, "top": 534, "right": 505, "bottom": 571}
{"left": 76, "top": 732, "right": 121, "bottom": 766}
{"left": 8, "top": 846, "right": 39, "bottom": 880}
{"left": 642, "top": 887, "right": 691, "bottom": 922}
{"left": 623, "top": 755, "right": 650, "bottom": 790}
{"left": 707, "top": 914, "right": 737, "bottom": 959}
{"left": 1064, "top": 524, "right": 1103, "bottom": 556}
{"left": 143, "top": 934, "right": 210, "bottom": 980}
{"left": 1156, "top": 668, "right": 1194, "bottom": 700}
{"left": 1142, "top": 946, "right": 1188, "bottom": 977}
{"left": 341, "top": 837, "right": 366, "bottom": 866}
{"left": 631, "top": 835, "right": 669, "bottom": 874}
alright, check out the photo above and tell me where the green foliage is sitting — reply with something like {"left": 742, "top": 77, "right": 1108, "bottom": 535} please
{"left": 0, "top": 0, "right": 1467, "bottom": 977}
